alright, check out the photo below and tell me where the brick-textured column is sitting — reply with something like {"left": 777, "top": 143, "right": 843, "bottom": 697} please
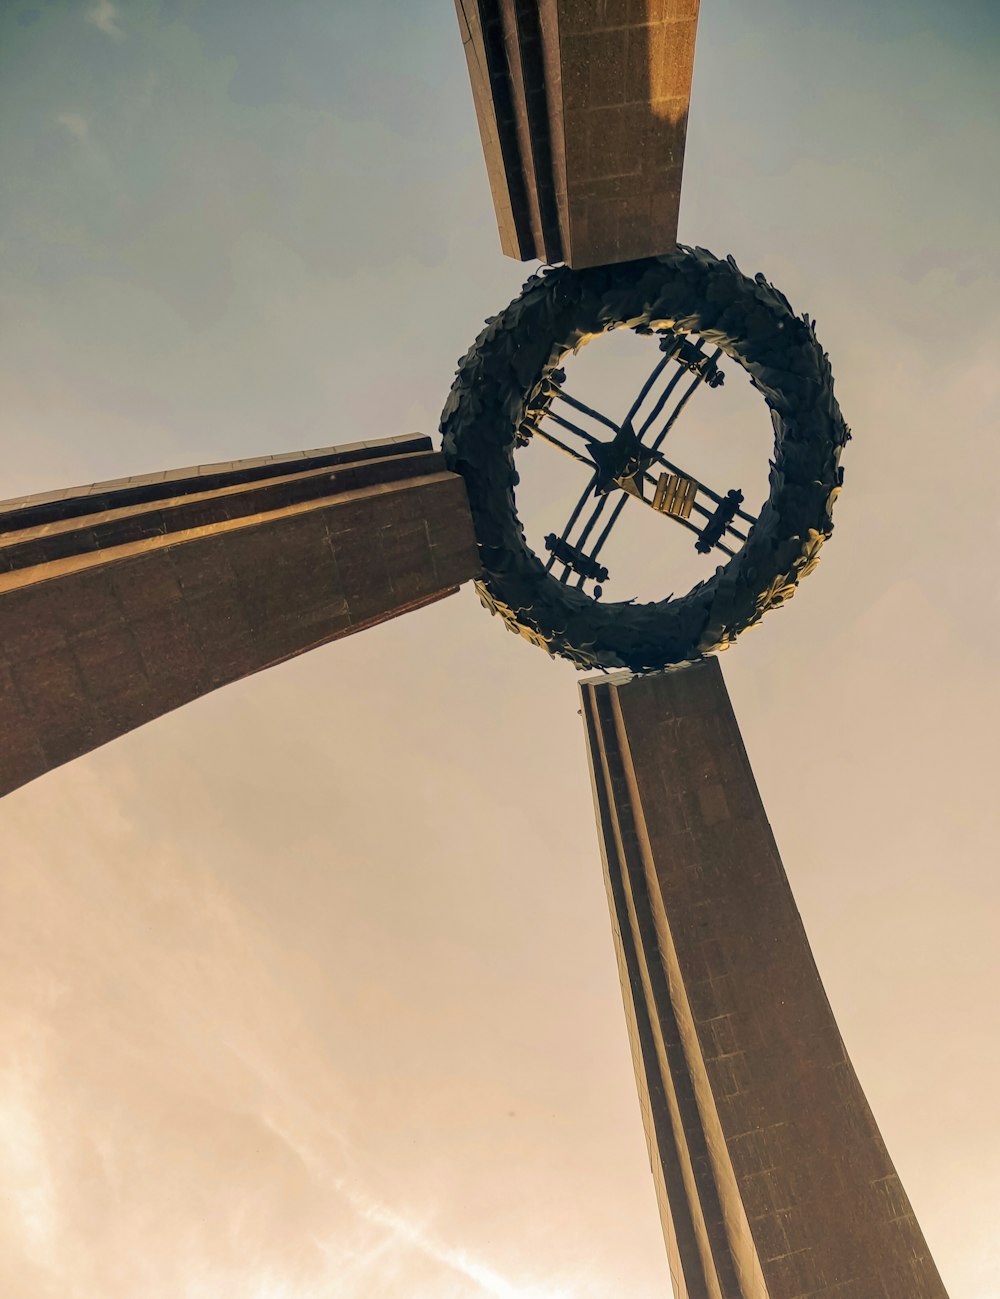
{"left": 0, "top": 436, "right": 479, "bottom": 798}
{"left": 455, "top": 0, "right": 700, "bottom": 267}
{"left": 580, "top": 660, "right": 948, "bottom": 1299}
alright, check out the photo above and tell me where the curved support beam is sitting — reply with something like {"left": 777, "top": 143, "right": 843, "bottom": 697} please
{"left": 581, "top": 660, "right": 949, "bottom": 1299}
{"left": 0, "top": 437, "right": 479, "bottom": 797}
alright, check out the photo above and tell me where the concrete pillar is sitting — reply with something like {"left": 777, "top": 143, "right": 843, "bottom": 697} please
{"left": 580, "top": 660, "right": 948, "bottom": 1299}
{"left": 455, "top": 0, "right": 700, "bottom": 267}
{"left": 0, "top": 436, "right": 479, "bottom": 798}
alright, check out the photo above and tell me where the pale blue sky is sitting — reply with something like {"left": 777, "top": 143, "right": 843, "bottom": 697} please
{"left": 1, "top": 4, "right": 998, "bottom": 1297}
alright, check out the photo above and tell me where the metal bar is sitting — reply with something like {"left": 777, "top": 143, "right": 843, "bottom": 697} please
{"left": 647, "top": 368, "right": 711, "bottom": 454}
{"left": 646, "top": 452, "right": 757, "bottom": 527}
{"left": 658, "top": 506, "right": 737, "bottom": 557}
{"left": 646, "top": 452, "right": 722, "bottom": 505}
{"left": 553, "top": 389, "right": 620, "bottom": 435}
{"left": 621, "top": 352, "right": 673, "bottom": 432}
{"left": 572, "top": 494, "right": 612, "bottom": 585}
{"left": 545, "top": 473, "right": 597, "bottom": 571}
{"left": 642, "top": 470, "right": 750, "bottom": 544}
{"left": 534, "top": 334, "right": 754, "bottom": 586}
{"left": 642, "top": 351, "right": 758, "bottom": 527}
{"left": 668, "top": 511, "right": 704, "bottom": 539}
{"left": 636, "top": 367, "right": 688, "bottom": 442}
{"left": 683, "top": 516, "right": 737, "bottom": 558}
{"left": 543, "top": 409, "right": 601, "bottom": 445}
{"left": 635, "top": 337, "right": 700, "bottom": 441}
{"left": 642, "top": 470, "right": 710, "bottom": 520}
{"left": 530, "top": 424, "right": 594, "bottom": 468}
{"left": 575, "top": 491, "right": 611, "bottom": 552}
{"left": 589, "top": 493, "right": 630, "bottom": 563}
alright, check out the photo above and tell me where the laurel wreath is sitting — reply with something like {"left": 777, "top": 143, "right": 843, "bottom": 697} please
{"left": 440, "top": 246, "right": 850, "bottom": 672}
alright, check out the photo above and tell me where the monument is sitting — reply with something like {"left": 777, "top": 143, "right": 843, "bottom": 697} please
{"left": 441, "top": 244, "right": 948, "bottom": 1297}
{"left": 0, "top": 4, "right": 951, "bottom": 1295}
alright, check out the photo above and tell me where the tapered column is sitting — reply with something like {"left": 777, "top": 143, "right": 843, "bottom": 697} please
{"left": 455, "top": 0, "right": 700, "bottom": 267}
{"left": 0, "top": 436, "right": 479, "bottom": 797}
{"left": 581, "top": 660, "right": 948, "bottom": 1299}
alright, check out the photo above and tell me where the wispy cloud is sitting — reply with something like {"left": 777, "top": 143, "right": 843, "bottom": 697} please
{"left": 331, "top": 1176, "right": 574, "bottom": 1299}
{"left": 56, "top": 112, "right": 90, "bottom": 144}
{"left": 0, "top": 760, "right": 586, "bottom": 1299}
{"left": 260, "top": 1112, "right": 575, "bottom": 1299}
{"left": 0, "top": 1061, "right": 59, "bottom": 1268}
{"left": 87, "top": 0, "right": 124, "bottom": 40}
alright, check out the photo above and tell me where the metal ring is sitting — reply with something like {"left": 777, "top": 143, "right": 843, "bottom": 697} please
{"left": 441, "top": 247, "right": 850, "bottom": 672}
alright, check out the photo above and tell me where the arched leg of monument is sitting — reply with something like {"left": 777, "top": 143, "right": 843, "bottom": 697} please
{"left": 580, "top": 660, "right": 948, "bottom": 1299}
{"left": 0, "top": 435, "right": 479, "bottom": 799}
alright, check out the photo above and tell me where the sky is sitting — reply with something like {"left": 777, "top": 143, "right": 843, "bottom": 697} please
{"left": 1, "top": 1, "right": 999, "bottom": 1296}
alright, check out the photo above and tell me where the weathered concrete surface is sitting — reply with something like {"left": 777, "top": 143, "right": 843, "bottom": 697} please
{"left": 456, "top": 0, "right": 699, "bottom": 267}
{"left": 581, "top": 659, "right": 949, "bottom": 1299}
{"left": 0, "top": 436, "right": 479, "bottom": 797}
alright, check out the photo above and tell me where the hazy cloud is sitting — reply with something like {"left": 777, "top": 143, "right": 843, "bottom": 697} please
{"left": 324, "top": 1163, "right": 576, "bottom": 1299}
{"left": 1, "top": 2, "right": 997, "bottom": 1296}
{"left": 56, "top": 111, "right": 89, "bottom": 144}
{"left": 87, "top": 0, "right": 123, "bottom": 40}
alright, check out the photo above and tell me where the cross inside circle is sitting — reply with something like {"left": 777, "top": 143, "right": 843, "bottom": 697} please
{"left": 441, "top": 249, "right": 849, "bottom": 672}
{"left": 521, "top": 332, "right": 758, "bottom": 599}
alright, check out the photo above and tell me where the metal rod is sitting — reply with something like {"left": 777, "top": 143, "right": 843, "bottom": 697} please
{"left": 553, "top": 389, "right": 620, "bottom": 435}
{"left": 636, "top": 367, "right": 687, "bottom": 442}
{"left": 571, "top": 494, "right": 612, "bottom": 585}
{"left": 667, "top": 511, "right": 703, "bottom": 539}
{"left": 640, "top": 469, "right": 750, "bottom": 544}
{"left": 543, "top": 409, "right": 601, "bottom": 445}
{"left": 663, "top": 454, "right": 757, "bottom": 528}
{"left": 589, "top": 493, "right": 630, "bottom": 563}
{"left": 647, "top": 368, "right": 710, "bottom": 454}
{"left": 646, "top": 450, "right": 746, "bottom": 519}
{"left": 621, "top": 352, "right": 672, "bottom": 432}
{"left": 575, "top": 491, "right": 610, "bottom": 552}
{"left": 635, "top": 338, "right": 699, "bottom": 440}
{"left": 640, "top": 470, "right": 711, "bottom": 520}
{"left": 646, "top": 451, "right": 720, "bottom": 503}
{"left": 530, "top": 424, "right": 594, "bottom": 468}
{"left": 535, "top": 335, "right": 753, "bottom": 585}
{"left": 660, "top": 508, "right": 737, "bottom": 558}
{"left": 545, "top": 473, "right": 597, "bottom": 571}
{"left": 640, "top": 350, "right": 758, "bottom": 527}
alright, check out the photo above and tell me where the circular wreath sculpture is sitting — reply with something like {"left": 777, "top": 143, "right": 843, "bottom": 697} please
{"left": 440, "top": 246, "right": 850, "bottom": 673}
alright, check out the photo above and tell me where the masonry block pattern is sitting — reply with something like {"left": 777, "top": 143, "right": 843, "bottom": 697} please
{"left": 580, "top": 660, "right": 949, "bottom": 1299}
{"left": 0, "top": 437, "right": 479, "bottom": 797}
{"left": 456, "top": 0, "right": 699, "bottom": 267}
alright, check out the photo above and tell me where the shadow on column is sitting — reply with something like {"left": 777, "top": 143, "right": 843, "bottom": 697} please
{"left": 455, "top": 0, "right": 699, "bottom": 267}
{"left": 581, "top": 659, "right": 949, "bottom": 1299}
